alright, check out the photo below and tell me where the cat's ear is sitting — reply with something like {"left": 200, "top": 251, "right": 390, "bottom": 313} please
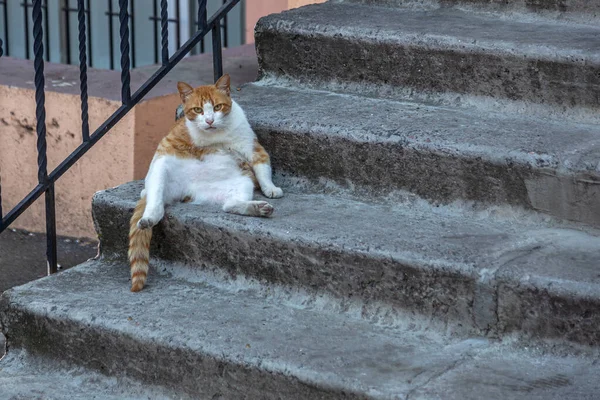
{"left": 215, "top": 74, "right": 230, "bottom": 96}
{"left": 177, "top": 82, "right": 194, "bottom": 103}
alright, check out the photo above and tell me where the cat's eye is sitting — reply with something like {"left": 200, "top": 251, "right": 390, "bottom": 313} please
{"left": 193, "top": 107, "right": 203, "bottom": 114}
{"left": 214, "top": 104, "right": 223, "bottom": 111}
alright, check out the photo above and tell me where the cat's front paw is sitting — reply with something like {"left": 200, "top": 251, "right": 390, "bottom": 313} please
{"left": 137, "top": 207, "right": 164, "bottom": 229}
{"left": 137, "top": 217, "right": 157, "bottom": 230}
{"left": 262, "top": 186, "right": 283, "bottom": 199}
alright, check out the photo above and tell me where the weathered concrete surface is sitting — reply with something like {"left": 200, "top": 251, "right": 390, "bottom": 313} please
{"left": 2, "top": 259, "right": 600, "bottom": 399}
{"left": 244, "top": 0, "right": 327, "bottom": 44}
{"left": 494, "top": 228, "right": 600, "bottom": 346}
{"left": 92, "top": 181, "right": 600, "bottom": 345}
{"left": 233, "top": 83, "right": 600, "bottom": 226}
{"left": 0, "top": 349, "right": 186, "bottom": 399}
{"left": 0, "top": 259, "right": 471, "bottom": 399}
{"left": 406, "top": 346, "right": 600, "bottom": 400}
{"left": 255, "top": 2, "right": 600, "bottom": 110}
{"left": 341, "top": 0, "right": 600, "bottom": 19}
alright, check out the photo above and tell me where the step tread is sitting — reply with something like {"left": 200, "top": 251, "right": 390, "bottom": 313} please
{"left": 3, "top": 259, "right": 600, "bottom": 399}
{"left": 261, "top": 2, "right": 600, "bottom": 61}
{"left": 342, "top": 0, "right": 600, "bottom": 19}
{"left": 0, "top": 349, "right": 183, "bottom": 400}
{"left": 237, "top": 83, "right": 600, "bottom": 175}
{"left": 101, "top": 181, "right": 600, "bottom": 300}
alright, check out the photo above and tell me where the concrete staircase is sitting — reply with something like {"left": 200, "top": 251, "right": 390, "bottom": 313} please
{"left": 2, "top": 0, "right": 600, "bottom": 398}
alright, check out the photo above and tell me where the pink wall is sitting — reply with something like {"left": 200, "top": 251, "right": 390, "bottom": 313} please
{"left": 244, "top": 0, "right": 326, "bottom": 43}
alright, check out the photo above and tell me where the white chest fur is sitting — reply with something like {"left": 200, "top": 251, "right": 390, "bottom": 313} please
{"left": 137, "top": 98, "right": 281, "bottom": 226}
{"left": 166, "top": 153, "right": 244, "bottom": 185}
{"left": 146, "top": 149, "right": 251, "bottom": 205}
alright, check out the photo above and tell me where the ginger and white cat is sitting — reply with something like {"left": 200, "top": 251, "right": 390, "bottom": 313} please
{"left": 128, "top": 74, "right": 283, "bottom": 292}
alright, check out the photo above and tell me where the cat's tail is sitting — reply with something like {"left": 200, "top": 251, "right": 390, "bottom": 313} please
{"left": 128, "top": 196, "right": 152, "bottom": 292}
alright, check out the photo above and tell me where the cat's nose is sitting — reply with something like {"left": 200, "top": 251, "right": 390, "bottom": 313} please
{"left": 206, "top": 118, "right": 214, "bottom": 125}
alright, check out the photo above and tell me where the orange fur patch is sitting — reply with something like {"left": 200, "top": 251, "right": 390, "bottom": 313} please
{"left": 131, "top": 270, "right": 147, "bottom": 279}
{"left": 128, "top": 196, "right": 152, "bottom": 292}
{"left": 252, "top": 139, "right": 270, "bottom": 165}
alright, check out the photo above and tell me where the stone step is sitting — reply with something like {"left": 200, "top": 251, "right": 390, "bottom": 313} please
{"left": 2, "top": 259, "right": 600, "bottom": 399}
{"left": 92, "top": 180, "right": 600, "bottom": 346}
{"left": 255, "top": 2, "right": 600, "bottom": 113}
{"left": 234, "top": 83, "right": 600, "bottom": 226}
{"left": 0, "top": 349, "right": 185, "bottom": 399}
{"left": 341, "top": 0, "right": 600, "bottom": 20}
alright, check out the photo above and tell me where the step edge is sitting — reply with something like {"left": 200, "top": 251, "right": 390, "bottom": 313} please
{"left": 252, "top": 75, "right": 600, "bottom": 126}
{"left": 256, "top": 4, "right": 600, "bottom": 64}
{"left": 91, "top": 185, "right": 600, "bottom": 346}
{"left": 0, "top": 261, "right": 449, "bottom": 399}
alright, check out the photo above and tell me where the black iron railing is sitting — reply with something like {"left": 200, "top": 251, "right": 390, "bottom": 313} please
{"left": 0, "top": 2, "right": 8, "bottom": 57}
{"left": 63, "top": 0, "right": 93, "bottom": 66}
{"left": 0, "top": 0, "right": 241, "bottom": 274}
{"left": 1, "top": 0, "right": 236, "bottom": 70}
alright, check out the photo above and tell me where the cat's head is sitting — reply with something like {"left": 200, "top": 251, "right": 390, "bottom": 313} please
{"left": 177, "top": 74, "right": 232, "bottom": 132}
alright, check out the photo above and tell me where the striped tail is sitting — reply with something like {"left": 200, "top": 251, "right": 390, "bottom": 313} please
{"left": 128, "top": 196, "right": 152, "bottom": 292}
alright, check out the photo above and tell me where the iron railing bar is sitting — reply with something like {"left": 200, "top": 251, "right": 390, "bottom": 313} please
{"left": 22, "top": 1, "right": 50, "bottom": 60}
{"left": 32, "top": 0, "right": 57, "bottom": 274}
{"left": 33, "top": 0, "right": 48, "bottom": 185}
{"left": 63, "top": 0, "right": 71, "bottom": 64}
{"left": 119, "top": 0, "right": 131, "bottom": 104}
{"left": 222, "top": 0, "right": 227, "bottom": 48}
{"left": 1, "top": 1, "right": 8, "bottom": 56}
{"left": 197, "top": 0, "right": 207, "bottom": 30}
{"left": 45, "top": 184, "right": 58, "bottom": 274}
{"left": 63, "top": 1, "right": 93, "bottom": 64}
{"left": 23, "top": 2, "right": 30, "bottom": 59}
{"left": 130, "top": 0, "right": 135, "bottom": 68}
{"left": 43, "top": 0, "right": 49, "bottom": 61}
{"left": 197, "top": 0, "right": 207, "bottom": 53}
{"left": 160, "top": 0, "right": 168, "bottom": 65}
{"left": 107, "top": 0, "right": 114, "bottom": 69}
{"left": 212, "top": 22, "right": 222, "bottom": 82}
{"left": 152, "top": 0, "right": 158, "bottom": 64}
{"left": 77, "top": 0, "right": 89, "bottom": 141}
{"left": 1, "top": 0, "right": 241, "bottom": 234}
{"left": 86, "top": 0, "right": 91, "bottom": 66}
{"left": 175, "top": 0, "right": 180, "bottom": 48}
{"left": 0, "top": 184, "right": 45, "bottom": 233}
